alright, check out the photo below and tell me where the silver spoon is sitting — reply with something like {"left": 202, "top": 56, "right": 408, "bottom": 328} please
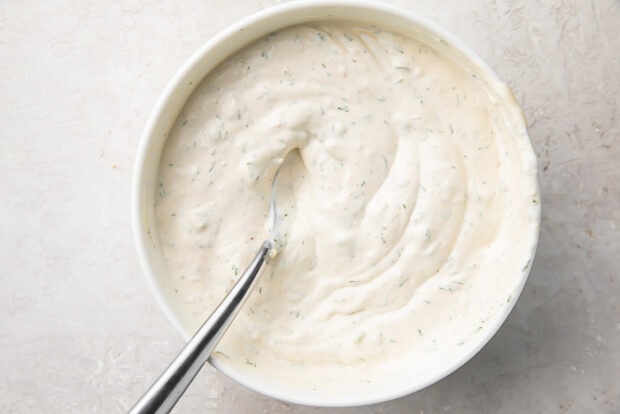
{"left": 129, "top": 173, "right": 281, "bottom": 414}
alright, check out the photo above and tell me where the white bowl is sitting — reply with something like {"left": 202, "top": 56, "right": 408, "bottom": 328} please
{"left": 132, "top": 0, "right": 540, "bottom": 407}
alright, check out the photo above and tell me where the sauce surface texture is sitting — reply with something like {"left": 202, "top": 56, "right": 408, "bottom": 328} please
{"left": 155, "top": 22, "right": 538, "bottom": 393}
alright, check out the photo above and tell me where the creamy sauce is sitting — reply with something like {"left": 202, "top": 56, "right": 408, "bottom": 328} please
{"left": 155, "top": 22, "right": 538, "bottom": 393}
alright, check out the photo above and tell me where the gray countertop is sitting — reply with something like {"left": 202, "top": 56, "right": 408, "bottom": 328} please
{"left": 1, "top": 0, "right": 618, "bottom": 412}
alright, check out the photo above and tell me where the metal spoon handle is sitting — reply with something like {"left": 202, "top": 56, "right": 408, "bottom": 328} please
{"left": 129, "top": 241, "right": 273, "bottom": 414}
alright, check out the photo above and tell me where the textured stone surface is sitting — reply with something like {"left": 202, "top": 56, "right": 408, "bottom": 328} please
{"left": 0, "top": 0, "right": 618, "bottom": 412}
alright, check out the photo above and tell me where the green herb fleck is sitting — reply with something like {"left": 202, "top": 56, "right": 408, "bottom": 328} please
{"left": 521, "top": 260, "right": 531, "bottom": 271}
{"left": 214, "top": 351, "right": 230, "bottom": 359}
{"left": 264, "top": 32, "right": 276, "bottom": 42}
{"left": 381, "top": 155, "right": 388, "bottom": 169}
{"left": 245, "top": 359, "right": 257, "bottom": 367}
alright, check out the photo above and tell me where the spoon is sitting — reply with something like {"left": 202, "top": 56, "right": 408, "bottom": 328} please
{"left": 129, "top": 173, "right": 281, "bottom": 414}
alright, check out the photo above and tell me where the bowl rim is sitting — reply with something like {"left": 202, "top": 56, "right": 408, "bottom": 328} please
{"left": 132, "top": 0, "right": 541, "bottom": 407}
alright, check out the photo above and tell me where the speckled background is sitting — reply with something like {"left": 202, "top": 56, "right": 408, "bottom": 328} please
{"left": 1, "top": 0, "right": 618, "bottom": 412}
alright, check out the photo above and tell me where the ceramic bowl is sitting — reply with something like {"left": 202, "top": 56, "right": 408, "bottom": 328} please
{"left": 132, "top": 0, "right": 540, "bottom": 406}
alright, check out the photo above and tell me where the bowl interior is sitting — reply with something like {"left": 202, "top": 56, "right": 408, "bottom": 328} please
{"left": 132, "top": 0, "right": 540, "bottom": 407}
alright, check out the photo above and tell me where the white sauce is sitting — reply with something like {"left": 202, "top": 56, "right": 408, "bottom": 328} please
{"left": 155, "top": 22, "right": 538, "bottom": 394}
